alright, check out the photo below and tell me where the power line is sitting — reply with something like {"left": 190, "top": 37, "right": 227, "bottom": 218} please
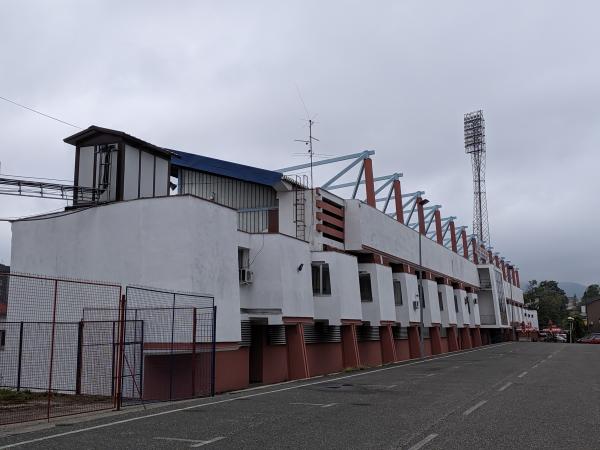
{"left": 0, "top": 95, "right": 82, "bottom": 129}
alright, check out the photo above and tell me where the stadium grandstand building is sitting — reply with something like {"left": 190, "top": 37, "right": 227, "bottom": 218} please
{"left": 7, "top": 126, "right": 538, "bottom": 392}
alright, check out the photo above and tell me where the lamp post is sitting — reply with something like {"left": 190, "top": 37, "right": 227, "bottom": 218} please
{"left": 417, "top": 198, "right": 429, "bottom": 357}
{"left": 567, "top": 316, "right": 574, "bottom": 344}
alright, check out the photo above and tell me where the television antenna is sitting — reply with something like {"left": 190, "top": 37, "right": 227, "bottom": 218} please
{"left": 294, "top": 119, "right": 319, "bottom": 189}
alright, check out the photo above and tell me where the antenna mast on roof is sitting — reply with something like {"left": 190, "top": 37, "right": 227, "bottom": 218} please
{"left": 294, "top": 119, "right": 319, "bottom": 190}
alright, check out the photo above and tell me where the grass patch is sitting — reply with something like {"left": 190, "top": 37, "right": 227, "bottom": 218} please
{"left": 0, "top": 388, "right": 35, "bottom": 404}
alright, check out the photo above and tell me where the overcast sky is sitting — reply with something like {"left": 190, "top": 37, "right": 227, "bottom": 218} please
{"left": 0, "top": 1, "right": 598, "bottom": 285}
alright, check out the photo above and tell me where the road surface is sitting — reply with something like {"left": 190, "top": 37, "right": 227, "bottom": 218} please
{"left": 0, "top": 342, "right": 598, "bottom": 449}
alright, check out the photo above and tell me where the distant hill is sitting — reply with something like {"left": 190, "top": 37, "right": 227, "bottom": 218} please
{"left": 558, "top": 282, "right": 586, "bottom": 298}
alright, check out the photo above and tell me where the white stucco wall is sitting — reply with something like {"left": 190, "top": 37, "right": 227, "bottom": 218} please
{"left": 239, "top": 233, "right": 314, "bottom": 323}
{"left": 421, "top": 279, "right": 442, "bottom": 327}
{"left": 312, "top": 251, "right": 362, "bottom": 325}
{"left": 10, "top": 195, "right": 242, "bottom": 342}
{"left": 393, "top": 272, "right": 420, "bottom": 325}
{"left": 438, "top": 284, "right": 457, "bottom": 327}
{"left": 344, "top": 201, "right": 479, "bottom": 287}
{"left": 454, "top": 288, "right": 469, "bottom": 327}
{"left": 468, "top": 292, "right": 480, "bottom": 326}
{"left": 358, "top": 263, "right": 396, "bottom": 325}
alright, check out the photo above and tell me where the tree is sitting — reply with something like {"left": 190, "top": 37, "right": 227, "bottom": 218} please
{"left": 524, "top": 280, "right": 568, "bottom": 328}
{"left": 582, "top": 284, "right": 600, "bottom": 304}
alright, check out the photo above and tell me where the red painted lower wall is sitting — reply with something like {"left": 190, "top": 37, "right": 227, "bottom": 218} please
{"left": 440, "top": 337, "right": 449, "bottom": 353}
{"left": 263, "top": 344, "right": 289, "bottom": 384}
{"left": 423, "top": 338, "right": 432, "bottom": 356}
{"left": 307, "top": 342, "right": 344, "bottom": 376}
{"left": 215, "top": 347, "right": 249, "bottom": 393}
{"left": 358, "top": 341, "right": 382, "bottom": 367}
{"left": 394, "top": 340, "right": 411, "bottom": 361}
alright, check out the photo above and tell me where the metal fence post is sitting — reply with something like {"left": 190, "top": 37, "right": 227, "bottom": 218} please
{"left": 75, "top": 320, "right": 84, "bottom": 395}
{"left": 115, "top": 294, "right": 127, "bottom": 411}
{"left": 169, "top": 293, "right": 176, "bottom": 401}
{"left": 191, "top": 308, "right": 197, "bottom": 397}
{"left": 16, "top": 322, "right": 23, "bottom": 392}
{"left": 211, "top": 305, "right": 217, "bottom": 397}
{"left": 46, "top": 279, "right": 59, "bottom": 421}
{"left": 139, "top": 320, "right": 144, "bottom": 401}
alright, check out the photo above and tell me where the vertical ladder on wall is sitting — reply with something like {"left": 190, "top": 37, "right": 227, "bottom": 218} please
{"left": 293, "top": 175, "right": 308, "bottom": 241}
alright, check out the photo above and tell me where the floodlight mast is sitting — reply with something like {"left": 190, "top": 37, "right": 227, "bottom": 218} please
{"left": 464, "top": 110, "right": 490, "bottom": 249}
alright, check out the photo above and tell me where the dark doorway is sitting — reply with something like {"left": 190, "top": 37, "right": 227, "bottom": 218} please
{"left": 249, "top": 324, "right": 265, "bottom": 383}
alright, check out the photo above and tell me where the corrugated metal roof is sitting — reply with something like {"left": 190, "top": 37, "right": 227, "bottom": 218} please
{"left": 171, "top": 150, "right": 284, "bottom": 188}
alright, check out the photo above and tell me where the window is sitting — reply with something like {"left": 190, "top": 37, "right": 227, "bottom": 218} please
{"left": 466, "top": 297, "right": 471, "bottom": 314}
{"left": 438, "top": 291, "right": 444, "bottom": 311}
{"left": 393, "top": 280, "right": 403, "bottom": 306}
{"left": 359, "top": 272, "right": 373, "bottom": 302}
{"left": 312, "top": 262, "right": 331, "bottom": 296}
{"left": 419, "top": 284, "right": 425, "bottom": 308}
{"left": 454, "top": 295, "right": 459, "bottom": 313}
{"left": 0, "top": 330, "right": 5, "bottom": 349}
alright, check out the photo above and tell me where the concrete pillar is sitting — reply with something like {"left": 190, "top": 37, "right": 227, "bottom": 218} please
{"left": 434, "top": 210, "right": 443, "bottom": 245}
{"left": 430, "top": 326, "right": 443, "bottom": 355}
{"left": 363, "top": 157, "right": 376, "bottom": 207}
{"left": 449, "top": 221, "right": 457, "bottom": 253}
{"left": 460, "top": 327, "right": 472, "bottom": 350}
{"left": 393, "top": 179, "right": 403, "bottom": 224}
{"left": 417, "top": 197, "right": 426, "bottom": 235}
{"left": 285, "top": 323, "right": 310, "bottom": 380}
{"left": 341, "top": 324, "right": 361, "bottom": 369}
{"left": 447, "top": 326, "right": 459, "bottom": 352}
{"left": 380, "top": 324, "right": 397, "bottom": 363}
{"left": 408, "top": 326, "right": 421, "bottom": 359}
{"left": 461, "top": 230, "right": 468, "bottom": 258}
{"left": 472, "top": 328, "right": 482, "bottom": 347}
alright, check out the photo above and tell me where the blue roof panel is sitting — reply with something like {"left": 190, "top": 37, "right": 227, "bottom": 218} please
{"left": 170, "top": 150, "right": 283, "bottom": 188}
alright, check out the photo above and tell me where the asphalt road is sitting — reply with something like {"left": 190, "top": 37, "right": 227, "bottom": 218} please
{"left": 0, "top": 342, "right": 598, "bottom": 449}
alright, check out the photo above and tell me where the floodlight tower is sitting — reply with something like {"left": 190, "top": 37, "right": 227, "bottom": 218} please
{"left": 464, "top": 110, "right": 490, "bottom": 247}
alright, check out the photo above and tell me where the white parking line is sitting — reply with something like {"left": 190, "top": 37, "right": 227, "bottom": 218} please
{"left": 547, "top": 354, "right": 553, "bottom": 359}
{"left": 0, "top": 343, "right": 511, "bottom": 449}
{"left": 498, "top": 382, "right": 512, "bottom": 392}
{"left": 154, "top": 436, "right": 225, "bottom": 448}
{"left": 290, "top": 402, "right": 337, "bottom": 408}
{"left": 408, "top": 433, "right": 438, "bottom": 450}
{"left": 463, "top": 400, "right": 487, "bottom": 416}
{"left": 532, "top": 364, "right": 539, "bottom": 369}
{"left": 426, "top": 373, "right": 436, "bottom": 377}
{"left": 517, "top": 371, "right": 528, "bottom": 378}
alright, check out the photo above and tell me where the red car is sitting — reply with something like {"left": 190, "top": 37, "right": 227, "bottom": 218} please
{"left": 577, "top": 333, "right": 600, "bottom": 344}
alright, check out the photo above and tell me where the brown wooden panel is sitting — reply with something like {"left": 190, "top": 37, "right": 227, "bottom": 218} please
{"left": 316, "top": 200, "right": 344, "bottom": 217}
{"left": 316, "top": 212, "right": 344, "bottom": 229}
{"left": 316, "top": 223, "right": 344, "bottom": 240}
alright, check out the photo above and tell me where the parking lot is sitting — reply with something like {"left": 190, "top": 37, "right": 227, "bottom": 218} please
{"left": 0, "top": 342, "right": 598, "bottom": 449}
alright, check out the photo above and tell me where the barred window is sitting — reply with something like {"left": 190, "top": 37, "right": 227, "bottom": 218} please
{"left": 359, "top": 272, "right": 373, "bottom": 302}
{"left": 393, "top": 280, "right": 403, "bottom": 306}
{"left": 312, "top": 262, "right": 331, "bottom": 296}
{"left": 438, "top": 291, "right": 444, "bottom": 311}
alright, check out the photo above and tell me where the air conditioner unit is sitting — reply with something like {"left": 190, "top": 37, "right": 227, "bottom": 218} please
{"left": 412, "top": 300, "right": 419, "bottom": 310}
{"left": 239, "top": 268, "right": 254, "bottom": 284}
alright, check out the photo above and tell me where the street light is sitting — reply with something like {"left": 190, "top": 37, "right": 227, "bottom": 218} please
{"left": 417, "top": 198, "right": 429, "bottom": 358}
{"left": 567, "top": 316, "right": 574, "bottom": 343}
